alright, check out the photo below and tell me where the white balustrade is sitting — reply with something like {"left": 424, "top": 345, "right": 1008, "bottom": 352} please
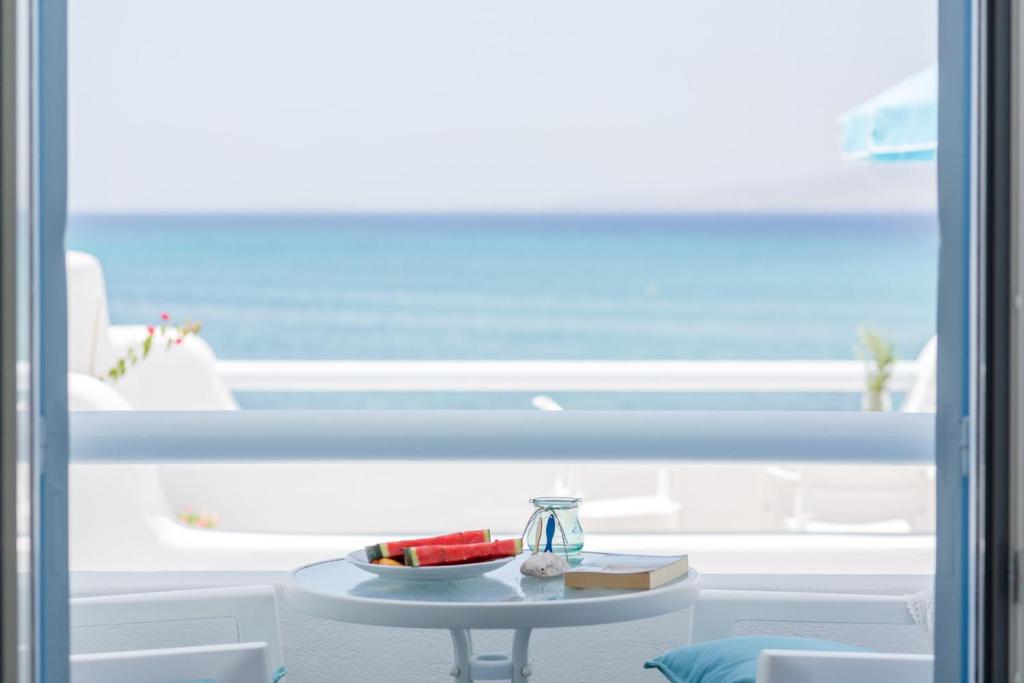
{"left": 214, "top": 359, "right": 919, "bottom": 393}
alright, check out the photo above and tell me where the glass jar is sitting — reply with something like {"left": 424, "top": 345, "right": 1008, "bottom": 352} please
{"left": 524, "top": 497, "right": 584, "bottom": 561}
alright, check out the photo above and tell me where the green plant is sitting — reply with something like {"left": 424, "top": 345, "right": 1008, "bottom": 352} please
{"left": 855, "top": 327, "right": 896, "bottom": 396}
{"left": 103, "top": 312, "right": 202, "bottom": 382}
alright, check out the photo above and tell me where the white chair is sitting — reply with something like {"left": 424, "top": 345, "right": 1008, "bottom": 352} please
{"left": 691, "top": 589, "right": 932, "bottom": 683}
{"left": 70, "top": 586, "right": 285, "bottom": 682}
{"left": 777, "top": 335, "right": 939, "bottom": 533}
{"left": 66, "top": 250, "right": 238, "bottom": 410}
{"left": 73, "top": 642, "right": 271, "bottom": 683}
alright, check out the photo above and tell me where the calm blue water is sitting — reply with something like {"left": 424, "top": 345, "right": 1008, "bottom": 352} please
{"left": 67, "top": 213, "right": 938, "bottom": 410}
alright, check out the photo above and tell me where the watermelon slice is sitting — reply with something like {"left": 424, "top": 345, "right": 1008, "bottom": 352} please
{"left": 405, "top": 539, "right": 523, "bottom": 567}
{"left": 365, "top": 529, "right": 491, "bottom": 562}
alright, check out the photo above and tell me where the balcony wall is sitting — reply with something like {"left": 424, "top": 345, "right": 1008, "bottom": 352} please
{"left": 70, "top": 571, "right": 934, "bottom": 683}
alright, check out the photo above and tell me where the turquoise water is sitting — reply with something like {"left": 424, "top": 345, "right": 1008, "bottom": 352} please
{"left": 67, "top": 213, "right": 938, "bottom": 410}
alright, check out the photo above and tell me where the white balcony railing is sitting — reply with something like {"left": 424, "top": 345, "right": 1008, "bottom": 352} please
{"left": 67, "top": 410, "right": 936, "bottom": 574}
{"left": 70, "top": 410, "right": 934, "bottom": 464}
{"left": 215, "top": 359, "right": 920, "bottom": 393}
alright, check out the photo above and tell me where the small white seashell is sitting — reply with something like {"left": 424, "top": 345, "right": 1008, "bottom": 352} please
{"left": 520, "top": 552, "right": 571, "bottom": 578}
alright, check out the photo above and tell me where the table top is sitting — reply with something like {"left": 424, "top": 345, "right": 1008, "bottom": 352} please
{"left": 285, "top": 553, "right": 700, "bottom": 630}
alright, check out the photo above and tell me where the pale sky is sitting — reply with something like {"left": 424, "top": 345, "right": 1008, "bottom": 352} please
{"left": 69, "top": 0, "right": 937, "bottom": 213}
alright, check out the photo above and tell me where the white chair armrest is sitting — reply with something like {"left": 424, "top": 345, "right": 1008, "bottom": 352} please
{"left": 68, "top": 373, "right": 134, "bottom": 411}
{"left": 71, "top": 642, "right": 270, "bottom": 683}
{"left": 756, "top": 650, "right": 933, "bottom": 683}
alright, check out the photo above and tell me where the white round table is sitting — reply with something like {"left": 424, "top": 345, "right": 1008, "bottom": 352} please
{"left": 286, "top": 553, "right": 700, "bottom": 682}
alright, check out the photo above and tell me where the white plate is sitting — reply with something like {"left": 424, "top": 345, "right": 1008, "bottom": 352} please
{"left": 346, "top": 549, "right": 517, "bottom": 581}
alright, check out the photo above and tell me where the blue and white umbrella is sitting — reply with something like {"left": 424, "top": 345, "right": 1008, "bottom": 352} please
{"left": 840, "top": 64, "right": 937, "bottom": 162}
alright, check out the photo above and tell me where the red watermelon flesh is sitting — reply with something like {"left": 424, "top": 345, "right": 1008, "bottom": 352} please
{"left": 365, "top": 529, "right": 491, "bottom": 562}
{"left": 405, "top": 539, "right": 523, "bottom": 567}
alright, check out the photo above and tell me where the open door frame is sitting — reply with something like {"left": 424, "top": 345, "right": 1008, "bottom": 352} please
{"left": 1, "top": 0, "right": 70, "bottom": 679}
{"left": 978, "top": 0, "right": 1014, "bottom": 680}
{"left": 1, "top": 0, "right": 24, "bottom": 678}
{"left": 35, "top": 0, "right": 71, "bottom": 676}
{"left": 944, "top": 0, "right": 1022, "bottom": 680}
{"left": 936, "top": 0, "right": 980, "bottom": 680}
{"left": 1007, "top": 0, "right": 1024, "bottom": 678}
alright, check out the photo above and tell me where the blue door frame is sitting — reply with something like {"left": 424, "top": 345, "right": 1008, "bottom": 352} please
{"left": 936, "top": 0, "right": 975, "bottom": 680}
{"left": 35, "top": 0, "right": 69, "bottom": 679}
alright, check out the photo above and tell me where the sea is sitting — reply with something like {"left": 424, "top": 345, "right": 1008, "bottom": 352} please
{"left": 67, "top": 212, "right": 938, "bottom": 411}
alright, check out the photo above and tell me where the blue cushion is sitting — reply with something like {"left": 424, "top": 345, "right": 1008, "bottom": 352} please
{"left": 644, "top": 636, "right": 872, "bottom": 683}
{"left": 171, "top": 665, "right": 285, "bottom": 683}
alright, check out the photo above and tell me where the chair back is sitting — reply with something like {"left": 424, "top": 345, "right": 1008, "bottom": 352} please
{"left": 72, "top": 642, "right": 270, "bottom": 683}
{"left": 901, "top": 335, "right": 937, "bottom": 413}
{"left": 691, "top": 589, "right": 915, "bottom": 643}
{"left": 66, "top": 251, "right": 116, "bottom": 377}
{"left": 71, "top": 586, "right": 284, "bottom": 681}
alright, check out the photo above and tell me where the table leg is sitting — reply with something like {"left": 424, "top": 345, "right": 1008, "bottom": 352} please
{"left": 512, "top": 628, "right": 532, "bottom": 682}
{"left": 449, "top": 629, "right": 473, "bottom": 683}
{"left": 447, "top": 628, "right": 534, "bottom": 682}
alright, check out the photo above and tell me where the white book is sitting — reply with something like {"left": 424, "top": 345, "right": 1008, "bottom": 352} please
{"left": 564, "top": 553, "right": 689, "bottom": 590}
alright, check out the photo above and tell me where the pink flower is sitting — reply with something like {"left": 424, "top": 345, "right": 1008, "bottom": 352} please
{"left": 160, "top": 312, "right": 170, "bottom": 321}
{"left": 146, "top": 325, "right": 155, "bottom": 335}
{"left": 175, "top": 338, "right": 183, "bottom": 345}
